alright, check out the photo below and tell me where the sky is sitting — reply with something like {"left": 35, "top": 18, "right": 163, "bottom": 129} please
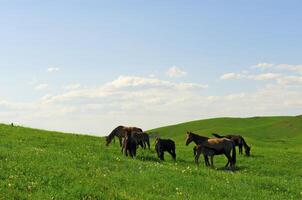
{"left": 0, "top": 1, "right": 302, "bottom": 136}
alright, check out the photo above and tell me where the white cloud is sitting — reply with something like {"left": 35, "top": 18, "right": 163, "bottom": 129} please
{"left": 221, "top": 71, "right": 280, "bottom": 81}
{"left": 220, "top": 73, "right": 242, "bottom": 80}
{"left": 253, "top": 63, "right": 274, "bottom": 70}
{"left": 2, "top": 68, "right": 302, "bottom": 136}
{"left": 166, "top": 66, "right": 187, "bottom": 78}
{"left": 252, "top": 63, "right": 302, "bottom": 75}
{"left": 47, "top": 67, "right": 60, "bottom": 73}
{"left": 63, "top": 84, "right": 81, "bottom": 90}
{"left": 248, "top": 73, "right": 281, "bottom": 81}
{"left": 34, "top": 84, "right": 49, "bottom": 91}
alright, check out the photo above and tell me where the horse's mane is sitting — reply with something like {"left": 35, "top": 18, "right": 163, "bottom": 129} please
{"left": 241, "top": 137, "right": 250, "bottom": 149}
{"left": 108, "top": 126, "right": 124, "bottom": 139}
{"left": 189, "top": 132, "right": 209, "bottom": 140}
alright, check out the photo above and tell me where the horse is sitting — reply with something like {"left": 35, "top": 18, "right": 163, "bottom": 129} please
{"left": 185, "top": 132, "right": 236, "bottom": 168}
{"left": 212, "top": 133, "right": 251, "bottom": 156}
{"left": 121, "top": 131, "right": 149, "bottom": 153}
{"left": 122, "top": 132, "right": 137, "bottom": 158}
{"left": 106, "top": 126, "right": 143, "bottom": 147}
{"left": 134, "top": 132, "right": 150, "bottom": 149}
{"left": 194, "top": 145, "right": 217, "bottom": 167}
{"left": 155, "top": 138, "right": 176, "bottom": 161}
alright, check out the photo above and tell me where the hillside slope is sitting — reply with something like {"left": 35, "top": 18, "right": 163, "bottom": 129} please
{"left": 0, "top": 116, "right": 301, "bottom": 200}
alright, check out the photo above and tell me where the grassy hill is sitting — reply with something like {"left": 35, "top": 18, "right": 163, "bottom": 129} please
{"left": 0, "top": 116, "right": 301, "bottom": 200}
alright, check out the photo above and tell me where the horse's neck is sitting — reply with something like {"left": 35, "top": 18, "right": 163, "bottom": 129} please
{"left": 241, "top": 138, "right": 249, "bottom": 149}
{"left": 193, "top": 134, "right": 208, "bottom": 145}
{"left": 109, "top": 126, "right": 123, "bottom": 138}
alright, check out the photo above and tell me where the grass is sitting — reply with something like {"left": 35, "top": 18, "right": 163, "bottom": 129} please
{"left": 0, "top": 116, "right": 302, "bottom": 199}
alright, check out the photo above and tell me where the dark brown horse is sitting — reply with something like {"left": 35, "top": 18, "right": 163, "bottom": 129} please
{"left": 155, "top": 138, "right": 176, "bottom": 161}
{"left": 186, "top": 132, "right": 236, "bottom": 168}
{"left": 122, "top": 132, "right": 137, "bottom": 158}
{"left": 121, "top": 132, "right": 150, "bottom": 153}
{"left": 212, "top": 133, "right": 251, "bottom": 156}
{"left": 136, "top": 132, "right": 150, "bottom": 149}
{"left": 106, "top": 126, "right": 143, "bottom": 146}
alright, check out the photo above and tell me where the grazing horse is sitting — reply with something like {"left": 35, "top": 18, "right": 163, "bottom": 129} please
{"left": 134, "top": 132, "right": 150, "bottom": 149}
{"left": 186, "top": 132, "right": 236, "bottom": 168}
{"left": 155, "top": 138, "right": 176, "bottom": 161}
{"left": 122, "top": 132, "right": 137, "bottom": 158}
{"left": 106, "top": 126, "right": 143, "bottom": 147}
{"left": 212, "top": 133, "right": 251, "bottom": 156}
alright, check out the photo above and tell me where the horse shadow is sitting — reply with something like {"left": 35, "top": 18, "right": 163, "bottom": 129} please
{"left": 248, "top": 154, "right": 264, "bottom": 158}
{"left": 137, "top": 155, "right": 160, "bottom": 162}
{"left": 216, "top": 165, "right": 247, "bottom": 172}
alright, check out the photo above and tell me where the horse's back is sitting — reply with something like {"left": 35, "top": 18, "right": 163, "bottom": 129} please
{"left": 156, "top": 139, "right": 175, "bottom": 151}
{"left": 206, "top": 138, "right": 234, "bottom": 150}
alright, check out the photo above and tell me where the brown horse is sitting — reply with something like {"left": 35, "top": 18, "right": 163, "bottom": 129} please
{"left": 186, "top": 132, "right": 236, "bottom": 168}
{"left": 106, "top": 126, "right": 143, "bottom": 146}
{"left": 194, "top": 145, "right": 217, "bottom": 167}
{"left": 212, "top": 133, "right": 251, "bottom": 156}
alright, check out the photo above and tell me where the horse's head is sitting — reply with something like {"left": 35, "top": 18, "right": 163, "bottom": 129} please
{"left": 245, "top": 146, "right": 251, "bottom": 157}
{"left": 105, "top": 136, "right": 111, "bottom": 146}
{"left": 185, "top": 131, "right": 194, "bottom": 146}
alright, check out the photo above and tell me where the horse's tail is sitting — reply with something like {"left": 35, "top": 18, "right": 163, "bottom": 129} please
{"left": 232, "top": 142, "right": 236, "bottom": 166}
{"left": 212, "top": 133, "right": 224, "bottom": 138}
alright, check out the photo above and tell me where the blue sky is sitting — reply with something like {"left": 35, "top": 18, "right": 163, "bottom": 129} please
{"left": 0, "top": 1, "right": 302, "bottom": 135}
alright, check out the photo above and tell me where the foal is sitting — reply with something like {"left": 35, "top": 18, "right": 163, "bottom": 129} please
{"left": 155, "top": 138, "right": 176, "bottom": 161}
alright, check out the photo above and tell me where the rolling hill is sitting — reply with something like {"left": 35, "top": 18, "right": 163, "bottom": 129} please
{"left": 0, "top": 116, "right": 301, "bottom": 199}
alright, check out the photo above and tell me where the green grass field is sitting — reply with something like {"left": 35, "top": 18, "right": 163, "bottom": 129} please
{"left": 0, "top": 116, "right": 302, "bottom": 200}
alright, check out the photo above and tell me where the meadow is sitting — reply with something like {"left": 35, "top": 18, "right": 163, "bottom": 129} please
{"left": 0, "top": 116, "right": 301, "bottom": 200}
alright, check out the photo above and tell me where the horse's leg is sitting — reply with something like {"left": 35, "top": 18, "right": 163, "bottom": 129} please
{"left": 195, "top": 151, "right": 201, "bottom": 166}
{"left": 168, "top": 150, "right": 176, "bottom": 160}
{"left": 119, "top": 137, "right": 123, "bottom": 147}
{"left": 131, "top": 147, "right": 136, "bottom": 158}
{"left": 210, "top": 155, "right": 214, "bottom": 168}
{"left": 172, "top": 149, "right": 176, "bottom": 160}
{"left": 156, "top": 148, "right": 161, "bottom": 159}
{"left": 239, "top": 144, "right": 243, "bottom": 155}
{"left": 139, "top": 141, "right": 144, "bottom": 149}
{"left": 204, "top": 155, "right": 210, "bottom": 167}
{"left": 224, "top": 153, "right": 232, "bottom": 168}
{"left": 160, "top": 152, "right": 165, "bottom": 161}
{"left": 193, "top": 146, "right": 197, "bottom": 156}
{"left": 125, "top": 148, "right": 128, "bottom": 157}
{"left": 121, "top": 144, "right": 124, "bottom": 154}
{"left": 147, "top": 140, "right": 150, "bottom": 150}
{"left": 134, "top": 147, "right": 137, "bottom": 157}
